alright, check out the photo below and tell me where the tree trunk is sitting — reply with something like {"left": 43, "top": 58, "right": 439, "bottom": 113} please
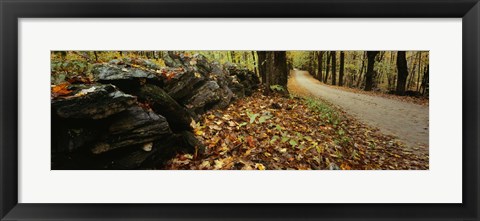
{"left": 407, "top": 52, "right": 417, "bottom": 90}
{"left": 231, "top": 51, "right": 237, "bottom": 63}
{"left": 312, "top": 51, "right": 317, "bottom": 77}
{"left": 324, "top": 52, "right": 331, "bottom": 83}
{"left": 356, "top": 52, "right": 366, "bottom": 88}
{"left": 275, "top": 52, "right": 288, "bottom": 91}
{"left": 339, "top": 51, "right": 345, "bottom": 86}
{"left": 421, "top": 65, "right": 429, "bottom": 96}
{"left": 227, "top": 52, "right": 233, "bottom": 62}
{"left": 416, "top": 52, "right": 422, "bottom": 92}
{"left": 264, "top": 52, "right": 273, "bottom": 95}
{"left": 396, "top": 51, "right": 409, "bottom": 95}
{"left": 317, "top": 51, "right": 323, "bottom": 81}
{"left": 308, "top": 52, "right": 314, "bottom": 75}
{"left": 331, "top": 51, "right": 337, "bottom": 85}
{"left": 251, "top": 51, "right": 258, "bottom": 77}
{"left": 364, "top": 51, "right": 379, "bottom": 91}
{"left": 263, "top": 51, "right": 288, "bottom": 96}
{"left": 256, "top": 51, "right": 267, "bottom": 84}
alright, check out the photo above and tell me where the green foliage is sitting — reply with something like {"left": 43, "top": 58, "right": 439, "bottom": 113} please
{"left": 51, "top": 59, "right": 91, "bottom": 85}
{"left": 270, "top": 135, "right": 280, "bottom": 144}
{"left": 258, "top": 114, "right": 272, "bottom": 124}
{"left": 185, "top": 51, "right": 257, "bottom": 71}
{"left": 238, "top": 122, "right": 248, "bottom": 127}
{"left": 289, "top": 139, "right": 298, "bottom": 147}
{"left": 246, "top": 110, "right": 259, "bottom": 124}
{"left": 304, "top": 97, "right": 340, "bottom": 126}
{"left": 288, "top": 51, "right": 311, "bottom": 69}
{"left": 269, "top": 85, "right": 285, "bottom": 92}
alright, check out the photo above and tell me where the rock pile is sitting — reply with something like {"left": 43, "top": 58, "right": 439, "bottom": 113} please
{"left": 51, "top": 52, "right": 259, "bottom": 169}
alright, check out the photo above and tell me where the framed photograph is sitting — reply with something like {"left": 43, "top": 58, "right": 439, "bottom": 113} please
{"left": 1, "top": 0, "right": 478, "bottom": 220}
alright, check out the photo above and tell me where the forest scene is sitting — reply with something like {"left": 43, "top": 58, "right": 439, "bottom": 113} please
{"left": 51, "top": 50, "right": 429, "bottom": 170}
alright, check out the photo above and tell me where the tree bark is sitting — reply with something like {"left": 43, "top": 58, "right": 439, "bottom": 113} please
{"left": 311, "top": 51, "right": 317, "bottom": 77}
{"left": 331, "top": 51, "right": 337, "bottom": 85}
{"left": 251, "top": 51, "right": 258, "bottom": 77}
{"left": 421, "top": 64, "right": 429, "bottom": 96}
{"left": 364, "top": 51, "right": 379, "bottom": 91}
{"left": 407, "top": 52, "right": 417, "bottom": 90}
{"left": 308, "top": 52, "right": 313, "bottom": 75}
{"left": 317, "top": 51, "right": 324, "bottom": 81}
{"left": 324, "top": 52, "right": 331, "bottom": 83}
{"left": 256, "top": 51, "right": 267, "bottom": 84}
{"left": 396, "top": 51, "right": 409, "bottom": 95}
{"left": 263, "top": 51, "right": 288, "bottom": 95}
{"left": 416, "top": 52, "right": 422, "bottom": 92}
{"left": 356, "top": 52, "right": 366, "bottom": 88}
{"left": 231, "top": 51, "right": 236, "bottom": 63}
{"left": 275, "top": 51, "right": 288, "bottom": 91}
{"left": 339, "top": 51, "right": 345, "bottom": 86}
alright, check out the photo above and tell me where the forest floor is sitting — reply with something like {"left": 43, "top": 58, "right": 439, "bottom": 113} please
{"left": 164, "top": 78, "right": 429, "bottom": 170}
{"left": 289, "top": 70, "right": 429, "bottom": 156}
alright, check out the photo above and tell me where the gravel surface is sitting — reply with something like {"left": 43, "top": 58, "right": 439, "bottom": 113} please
{"left": 290, "top": 70, "right": 429, "bottom": 152}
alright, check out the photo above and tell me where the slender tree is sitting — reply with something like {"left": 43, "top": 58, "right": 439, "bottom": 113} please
{"left": 331, "top": 51, "right": 337, "bottom": 85}
{"left": 324, "top": 52, "right": 331, "bottom": 83}
{"left": 421, "top": 64, "right": 429, "bottom": 96}
{"left": 364, "top": 51, "right": 379, "bottom": 91}
{"left": 256, "top": 51, "right": 267, "bottom": 84}
{"left": 356, "top": 52, "right": 366, "bottom": 88}
{"left": 251, "top": 51, "right": 258, "bottom": 77}
{"left": 308, "top": 52, "right": 315, "bottom": 76}
{"left": 407, "top": 52, "right": 418, "bottom": 90}
{"left": 339, "top": 51, "right": 345, "bottom": 86}
{"left": 317, "top": 51, "right": 324, "bottom": 81}
{"left": 396, "top": 51, "right": 409, "bottom": 95}
{"left": 416, "top": 52, "right": 422, "bottom": 92}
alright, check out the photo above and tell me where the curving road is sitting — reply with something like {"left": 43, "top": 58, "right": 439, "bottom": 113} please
{"left": 289, "top": 70, "right": 429, "bottom": 151}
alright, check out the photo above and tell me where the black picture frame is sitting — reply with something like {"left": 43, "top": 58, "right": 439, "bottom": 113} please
{"left": 1, "top": 0, "right": 479, "bottom": 220}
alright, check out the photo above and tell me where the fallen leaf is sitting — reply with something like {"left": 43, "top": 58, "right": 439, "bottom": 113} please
{"left": 255, "top": 163, "right": 266, "bottom": 170}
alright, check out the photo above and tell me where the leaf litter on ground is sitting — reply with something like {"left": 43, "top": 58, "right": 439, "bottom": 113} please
{"left": 164, "top": 89, "right": 429, "bottom": 170}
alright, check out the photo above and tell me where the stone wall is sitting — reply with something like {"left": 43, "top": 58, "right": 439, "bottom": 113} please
{"left": 51, "top": 52, "right": 259, "bottom": 169}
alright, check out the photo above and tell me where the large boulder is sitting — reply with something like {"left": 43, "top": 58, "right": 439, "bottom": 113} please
{"left": 92, "top": 63, "right": 160, "bottom": 81}
{"left": 164, "top": 52, "right": 215, "bottom": 77}
{"left": 227, "top": 75, "right": 246, "bottom": 99}
{"left": 164, "top": 54, "right": 236, "bottom": 111}
{"left": 208, "top": 62, "right": 234, "bottom": 105}
{"left": 163, "top": 52, "right": 211, "bottom": 73}
{"left": 137, "top": 84, "right": 193, "bottom": 131}
{"left": 109, "top": 57, "right": 161, "bottom": 70}
{"left": 51, "top": 117, "right": 104, "bottom": 154}
{"left": 91, "top": 106, "right": 172, "bottom": 154}
{"left": 162, "top": 69, "right": 206, "bottom": 101}
{"left": 163, "top": 51, "right": 185, "bottom": 68}
{"left": 153, "top": 130, "right": 206, "bottom": 166}
{"left": 184, "top": 81, "right": 222, "bottom": 115}
{"left": 162, "top": 52, "right": 219, "bottom": 102}
{"left": 213, "top": 84, "right": 234, "bottom": 109}
{"left": 225, "top": 63, "right": 260, "bottom": 96}
{"left": 192, "top": 54, "right": 212, "bottom": 75}
{"left": 51, "top": 84, "right": 136, "bottom": 119}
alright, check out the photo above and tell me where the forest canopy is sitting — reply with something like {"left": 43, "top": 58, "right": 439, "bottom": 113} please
{"left": 52, "top": 50, "right": 429, "bottom": 97}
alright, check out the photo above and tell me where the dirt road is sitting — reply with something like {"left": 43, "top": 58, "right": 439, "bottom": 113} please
{"left": 289, "top": 70, "right": 428, "bottom": 151}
